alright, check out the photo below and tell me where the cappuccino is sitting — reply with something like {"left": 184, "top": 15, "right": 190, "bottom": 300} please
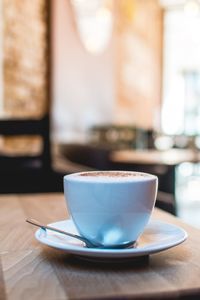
{"left": 70, "top": 171, "right": 153, "bottom": 182}
{"left": 64, "top": 170, "right": 158, "bottom": 248}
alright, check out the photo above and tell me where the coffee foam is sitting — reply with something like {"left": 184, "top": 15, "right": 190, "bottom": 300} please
{"left": 66, "top": 171, "right": 154, "bottom": 182}
{"left": 79, "top": 171, "right": 147, "bottom": 178}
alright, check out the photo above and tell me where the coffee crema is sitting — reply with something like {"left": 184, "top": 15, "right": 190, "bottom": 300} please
{"left": 76, "top": 171, "right": 151, "bottom": 179}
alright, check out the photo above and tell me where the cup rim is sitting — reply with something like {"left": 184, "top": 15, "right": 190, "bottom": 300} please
{"left": 64, "top": 170, "right": 158, "bottom": 183}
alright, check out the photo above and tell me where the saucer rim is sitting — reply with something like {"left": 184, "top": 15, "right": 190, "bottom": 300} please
{"left": 35, "top": 219, "right": 188, "bottom": 258}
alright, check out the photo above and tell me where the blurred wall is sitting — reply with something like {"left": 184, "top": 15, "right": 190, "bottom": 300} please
{"left": 0, "top": 0, "right": 3, "bottom": 113}
{"left": 51, "top": 0, "right": 115, "bottom": 142}
{"left": 115, "top": 0, "right": 163, "bottom": 129}
{"left": 51, "top": 0, "right": 163, "bottom": 143}
{"left": 1, "top": 0, "right": 47, "bottom": 118}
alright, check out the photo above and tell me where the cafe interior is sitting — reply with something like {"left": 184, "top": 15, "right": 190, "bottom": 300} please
{"left": 2, "top": 1, "right": 200, "bottom": 299}
{"left": 1, "top": 0, "right": 200, "bottom": 227}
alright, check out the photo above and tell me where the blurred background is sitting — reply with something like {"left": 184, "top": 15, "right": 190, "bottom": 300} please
{"left": 1, "top": 0, "right": 200, "bottom": 227}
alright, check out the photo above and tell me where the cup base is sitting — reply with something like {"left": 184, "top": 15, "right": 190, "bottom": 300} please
{"left": 92, "top": 240, "right": 137, "bottom": 249}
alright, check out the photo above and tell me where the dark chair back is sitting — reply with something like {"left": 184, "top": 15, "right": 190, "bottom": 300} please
{"left": 0, "top": 115, "right": 62, "bottom": 193}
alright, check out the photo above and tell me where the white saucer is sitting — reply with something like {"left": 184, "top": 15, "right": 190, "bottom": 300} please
{"left": 35, "top": 219, "right": 187, "bottom": 260}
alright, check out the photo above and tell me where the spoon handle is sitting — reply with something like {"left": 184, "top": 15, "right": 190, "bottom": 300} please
{"left": 26, "top": 218, "right": 95, "bottom": 247}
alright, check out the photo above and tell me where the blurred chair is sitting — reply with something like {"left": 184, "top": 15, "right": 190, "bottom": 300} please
{"left": 0, "top": 115, "right": 63, "bottom": 193}
{"left": 89, "top": 124, "right": 154, "bottom": 150}
{"left": 59, "top": 143, "right": 111, "bottom": 170}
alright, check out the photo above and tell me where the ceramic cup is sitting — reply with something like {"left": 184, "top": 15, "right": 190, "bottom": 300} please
{"left": 64, "top": 171, "right": 158, "bottom": 248}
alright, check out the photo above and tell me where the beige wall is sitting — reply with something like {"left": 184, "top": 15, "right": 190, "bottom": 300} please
{"left": 1, "top": 0, "right": 47, "bottom": 118}
{"left": 51, "top": 0, "right": 163, "bottom": 142}
{"left": 51, "top": 0, "right": 115, "bottom": 142}
{"left": 0, "top": 0, "right": 3, "bottom": 113}
{"left": 115, "top": 0, "right": 163, "bottom": 129}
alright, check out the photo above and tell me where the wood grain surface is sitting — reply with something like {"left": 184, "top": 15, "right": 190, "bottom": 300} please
{"left": 0, "top": 193, "right": 200, "bottom": 300}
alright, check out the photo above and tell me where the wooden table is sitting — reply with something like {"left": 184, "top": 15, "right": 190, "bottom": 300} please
{"left": 110, "top": 148, "right": 200, "bottom": 166}
{"left": 1, "top": 193, "right": 200, "bottom": 300}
